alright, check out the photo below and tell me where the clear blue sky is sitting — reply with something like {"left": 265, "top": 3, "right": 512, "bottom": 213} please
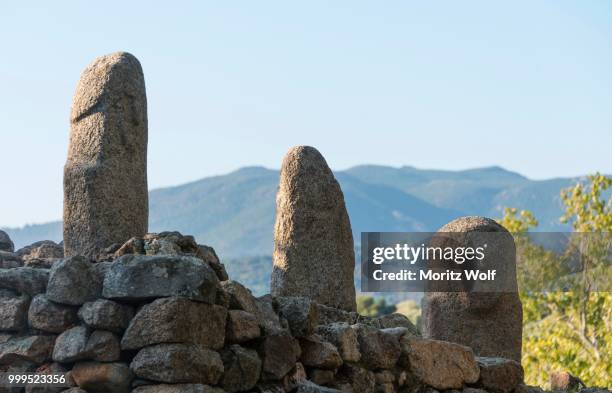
{"left": 1, "top": 1, "right": 611, "bottom": 227}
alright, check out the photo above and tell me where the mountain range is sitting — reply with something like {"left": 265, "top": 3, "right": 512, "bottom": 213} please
{"left": 4, "top": 165, "right": 581, "bottom": 258}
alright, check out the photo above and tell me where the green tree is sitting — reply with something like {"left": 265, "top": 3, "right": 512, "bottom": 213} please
{"left": 357, "top": 296, "right": 396, "bottom": 317}
{"left": 497, "top": 174, "right": 611, "bottom": 387}
{"left": 395, "top": 299, "right": 422, "bottom": 329}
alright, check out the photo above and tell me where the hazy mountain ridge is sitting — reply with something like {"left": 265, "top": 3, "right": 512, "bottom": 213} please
{"left": 3, "top": 165, "right": 583, "bottom": 258}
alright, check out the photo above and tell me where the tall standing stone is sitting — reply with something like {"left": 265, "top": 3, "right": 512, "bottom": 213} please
{"left": 64, "top": 52, "right": 148, "bottom": 259}
{"left": 422, "top": 216, "right": 523, "bottom": 361}
{"left": 271, "top": 146, "right": 356, "bottom": 311}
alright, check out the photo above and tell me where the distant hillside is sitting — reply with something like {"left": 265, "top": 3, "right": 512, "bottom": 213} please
{"left": 3, "top": 165, "right": 584, "bottom": 258}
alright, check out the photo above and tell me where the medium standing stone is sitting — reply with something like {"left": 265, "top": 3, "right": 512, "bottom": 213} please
{"left": 271, "top": 146, "right": 356, "bottom": 311}
{"left": 64, "top": 51, "right": 148, "bottom": 259}
{"left": 422, "top": 216, "right": 523, "bottom": 361}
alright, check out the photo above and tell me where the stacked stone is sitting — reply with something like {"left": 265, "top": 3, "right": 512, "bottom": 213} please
{"left": 0, "top": 231, "right": 64, "bottom": 270}
{"left": 0, "top": 229, "right": 533, "bottom": 393}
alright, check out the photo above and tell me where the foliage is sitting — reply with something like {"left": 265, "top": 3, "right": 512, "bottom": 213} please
{"left": 497, "top": 174, "right": 611, "bottom": 388}
{"left": 395, "top": 299, "right": 422, "bottom": 329}
{"left": 357, "top": 296, "right": 396, "bottom": 317}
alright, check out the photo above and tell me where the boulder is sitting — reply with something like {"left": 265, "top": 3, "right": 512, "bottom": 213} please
{"left": 52, "top": 326, "right": 90, "bottom": 363}
{"left": 315, "top": 323, "right": 360, "bottom": 362}
{"left": 0, "top": 230, "right": 14, "bottom": 252}
{"left": 257, "top": 331, "right": 301, "bottom": 380}
{"left": 0, "top": 335, "right": 56, "bottom": 365}
{"left": 121, "top": 297, "right": 226, "bottom": 350}
{"left": 0, "top": 250, "right": 22, "bottom": 269}
{"left": 226, "top": 310, "right": 261, "bottom": 343}
{"left": 46, "top": 257, "right": 101, "bottom": 306}
{"left": 282, "top": 363, "right": 307, "bottom": 392}
{"left": 24, "top": 362, "right": 70, "bottom": 393}
{"left": 333, "top": 364, "right": 375, "bottom": 393}
{"left": 277, "top": 296, "right": 318, "bottom": 337}
{"left": 0, "top": 290, "right": 30, "bottom": 331}
{"left": 254, "top": 295, "right": 286, "bottom": 334}
{"left": 271, "top": 146, "right": 356, "bottom": 311}
{"left": 64, "top": 51, "right": 148, "bottom": 260}
{"left": 220, "top": 344, "right": 262, "bottom": 392}
{"left": 297, "top": 381, "right": 342, "bottom": 393}
{"left": 0, "top": 267, "right": 49, "bottom": 296}
{"left": 102, "top": 255, "right": 218, "bottom": 303}
{"left": 550, "top": 371, "right": 585, "bottom": 391}
{"left": 77, "top": 299, "right": 133, "bottom": 333}
{"left": 308, "top": 369, "right": 335, "bottom": 386}
{"left": 71, "top": 361, "right": 133, "bottom": 393}
{"left": 130, "top": 343, "right": 223, "bottom": 385}
{"left": 221, "top": 280, "right": 259, "bottom": 314}
{"left": 352, "top": 323, "right": 400, "bottom": 369}
{"left": 21, "top": 241, "right": 64, "bottom": 268}
{"left": 403, "top": 338, "right": 480, "bottom": 390}
{"left": 132, "top": 385, "right": 225, "bottom": 393}
{"left": 316, "top": 304, "right": 358, "bottom": 326}
{"left": 28, "top": 295, "right": 78, "bottom": 333}
{"left": 84, "top": 330, "right": 120, "bottom": 362}
{"left": 197, "top": 245, "right": 228, "bottom": 281}
{"left": 476, "top": 357, "right": 524, "bottom": 393}
{"left": 362, "top": 313, "right": 419, "bottom": 335}
{"left": 299, "top": 335, "right": 342, "bottom": 370}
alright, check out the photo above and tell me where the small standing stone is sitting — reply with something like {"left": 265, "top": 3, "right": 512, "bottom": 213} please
{"left": 271, "top": 146, "right": 356, "bottom": 311}
{"left": 63, "top": 51, "right": 148, "bottom": 259}
{"left": 422, "top": 216, "right": 523, "bottom": 361}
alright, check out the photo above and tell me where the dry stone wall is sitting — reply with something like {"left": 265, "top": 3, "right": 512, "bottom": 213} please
{"left": 1, "top": 231, "right": 531, "bottom": 393}
{"left": 1, "top": 52, "right": 605, "bottom": 393}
